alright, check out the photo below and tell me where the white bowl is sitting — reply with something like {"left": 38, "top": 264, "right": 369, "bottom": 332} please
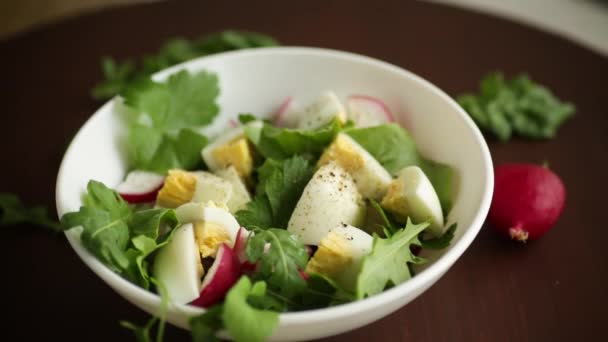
{"left": 56, "top": 47, "right": 493, "bottom": 341}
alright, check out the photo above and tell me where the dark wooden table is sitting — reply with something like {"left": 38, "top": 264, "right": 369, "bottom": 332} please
{"left": 2, "top": 1, "right": 607, "bottom": 341}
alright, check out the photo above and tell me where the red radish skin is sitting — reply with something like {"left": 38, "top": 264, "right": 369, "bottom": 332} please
{"left": 273, "top": 96, "right": 294, "bottom": 127}
{"left": 489, "top": 163, "right": 566, "bottom": 242}
{"left": 116, "top": 171, "right": 165, "bottom": 204}
{"left": 232, "top": 227, "right": 250, "bottom": 263}
{"left": 190, "top": 243, "right": 241, "bottom": 308}
{"left": 228, "top": 118, "right": 239, "bottom": 128}
{"left": 346, "top": 95, "right": 395, "bottom": 127}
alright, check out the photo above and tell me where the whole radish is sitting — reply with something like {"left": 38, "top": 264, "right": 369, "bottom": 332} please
{"left": 489, "top": 163, "right": 566, "bottom": 242}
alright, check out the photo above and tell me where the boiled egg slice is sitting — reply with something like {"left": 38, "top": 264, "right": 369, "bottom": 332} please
{"left": 176, "top": 202, "right": 242, "bottom": 258}
{"left": 318, "top": 133, "right": 392, "bottom": 200}
{"left": 305, "top": 224, "right": 373, "bottom": 292}
{"left": 287, "top": 162, "right": 365, "bottom": 245}
{"left": 152, "top": 223, "right": 203, "bottom": 304}
{"left": 296, "top": 91, "right": 347, "bottom": 130}
{"left": 201, "top": 127, "right": 254, "bottom": 179}
{"left": 381, "top": 166, "right": 444, "bottom": 236}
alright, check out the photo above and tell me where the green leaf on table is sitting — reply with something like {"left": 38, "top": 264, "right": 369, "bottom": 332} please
{"left": 457, "top": 72, "right": 575, "bottom": 141}
{"left": 236, "top": 156, "right": 314, "bottom": 230}
{"left": 92, "top": 30, "right": 279, "bottom": 100}
{"left": 0, "top": 193, "right": 61, "bottom": 231}
{"left": 346, "top": 124, "right": 455, "bottom": 213}
{"left": 246, "top": 229, "right": 309, "bottom": 299}
{"left": 356, "top": 219, "right": 429, "bottom": 299}
{"left": 222, "top": 277, "right": 279, "bottom": 342}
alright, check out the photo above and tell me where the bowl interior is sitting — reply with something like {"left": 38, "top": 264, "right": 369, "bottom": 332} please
{"left": 56, "top": 47, "right": 492, "bottom": 341}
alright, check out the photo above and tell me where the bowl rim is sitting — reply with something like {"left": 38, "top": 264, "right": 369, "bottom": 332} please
{"left": 56, "top": 46, "right": 493, "bottom": 326}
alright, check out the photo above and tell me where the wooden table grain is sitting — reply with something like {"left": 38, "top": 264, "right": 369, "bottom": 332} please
{"left": 2, "top": 1, "right": 607, "bottom": 341}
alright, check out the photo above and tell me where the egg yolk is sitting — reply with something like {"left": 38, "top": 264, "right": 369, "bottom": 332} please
{"left": 380, "top": 179, "right": 409, "bottom": 222}
{"left": 306, "top": 230, "right": 353, "bottom": 278}
{"left": 194, "top": 221, "right": 232, "bottom": 258}
{"left": 211, "top": 137, "right": 254, "bottom": 179}
{"left": 156, "top": 170, "right": 197, "bottom": 208}
{"left": 317, "top": 134, "right": 365, "bottom": 173}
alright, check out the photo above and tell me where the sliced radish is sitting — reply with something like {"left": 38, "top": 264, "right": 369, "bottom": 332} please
{"left": 346, "top": 95, "right": 395, "bottom": 127}
{"left": 228, "top": 118, "right": 239, "bottom": 128}
{"left": 116, "top": 170, "right": 165, "bottom": 203}
{"left": 232, "top": 227, "right": 251, "bottom": 263}
{"left": 190, "top": 243, "right": 241, "bottom": 308}
{"left": 273, "top": 96, "right": 299, "bottom": 127}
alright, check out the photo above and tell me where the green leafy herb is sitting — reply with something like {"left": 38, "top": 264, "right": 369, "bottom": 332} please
{"left": 419, "top": 223, "right": 457, "bottom": 250}
{"left": 121, "top": 278, "right": 169, "bottom": 342}
{"left": 222, "top": 277, "right": 280, "bottom": 342}
{"left": 0, "top": 193, "right": 61, "bottom": 231}
{"left": 297, "top": 273, "right": 355, "bottom": 309}
{"left": 61, "top": 181, "right": 178, "bottom": 287}
{"left": 123, "top": 70, "right": 216, "bottom": 174}
{"left": 243, "top": 120, "right": 342, "bottom": 160}
{"left": 236, "top": 156, "right": 314, "bottom": 230}
{"left": 246, "top": 229, "right": 309, "bottom": 299}
{"left": 356, "top": 219, "right": 429, "bottom": 299}
{"left": 92, "top": 30, "right": 279, "bottom": 100}
{"left": 368, "top": 199, "right": 398, "bottom": 237}
{"left": 190, "top": 306, "right": 223, "bottom": 342}
{"left": 457, "top": 72, "right": 575, "bottom": 141}
{"left": 346, "top": 124, "right": 455, "bottom": 212}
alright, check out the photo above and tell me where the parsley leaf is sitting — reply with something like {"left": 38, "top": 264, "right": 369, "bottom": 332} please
{"left": 356, "top": 219, "right": 429, "bottom": 299}
{"left": 346, "top": 124, "right": 455, "bottom": 212}
{"left": 0, "top": 193, "right": 61, "bottom": 231}
{"left": 243, "top": 120, "right": 342, "bottom": 160}
{"left": 122, "top": 70, "right": 215, "bottom": 174}
{"left": 61, "top": 180, "right": 133, "bottom": 273}
{"left": 61, "top": 181, "right": 178, "bottom": 288}
{"left": 92, "top": 30, "right": 279, "bottom": 100}
{"left": 246, "top": 229, "right": 309, "bottom": 299}
{"left": 222, "top": 277, "right": 279, "bottom": 342}
{"left": 236, "top": 156, "right": 314, "bottom": 230}
{"left": 457, "top": 72, "right": 575, "bottom": 141}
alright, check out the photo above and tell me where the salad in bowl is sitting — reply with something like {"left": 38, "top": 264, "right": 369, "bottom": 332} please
{"left": 56, "top": 48, "right": 492, "bottom": 342}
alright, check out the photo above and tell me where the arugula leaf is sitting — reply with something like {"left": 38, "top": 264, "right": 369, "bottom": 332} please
{"left": 0, "top": 193, "right": 61, "bottom": 231}
{"left": 222, "top": 277, "right": 279, "bottom": 342}
{"left": 297, "top": 273, "right": 355, "bottom": 309}
{"left": 246, "top": 229, "right": 309, "bottom": 299}
{"left": 236, "top": 156, "right": 314, "bottom": 230}
{"left": 122, "top": 70, "right": 214, "bottom": 174}
{"left": 61, "top": 181, "right": 178, "bottom": 288}
{"left": 346, "top": 124, "right": 455, "bottom": 213}
{"left": 368, "top": 199, "right": 398, "bottom": 237}
{"left": 189, "top": 306, "right": 223, "bottom": 342}
{"left": 457, "top": 72, "right": 575, "bottom": 141}
{"left": 92, "top": 30, "right": 279, "bottom": 100}
{"left": 419, "top": 223, "right": 457, "bottom": 250}
{"left": 244, "top": 120, "right": 341, "bottom": 160}
{"left": 356, "top": 219, "right": 429, "bottom": 299}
